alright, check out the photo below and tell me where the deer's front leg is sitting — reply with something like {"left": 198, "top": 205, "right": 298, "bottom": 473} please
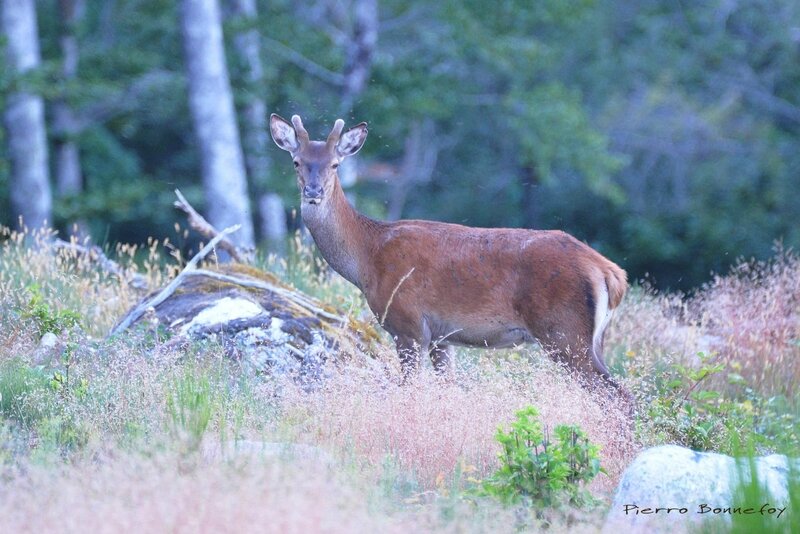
{"left": 394, "top": 335, "right": 422, "bottom": 381}
{"left": 429, "top": 342, "right": 453, "bottom": 375}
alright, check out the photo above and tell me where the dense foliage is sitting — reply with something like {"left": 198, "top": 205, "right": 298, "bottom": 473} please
{"left": 480, "top": 406, "right": 603, "bottom": 508}
{"left": 1, "top": 0, "right": 798, "bottom": 289}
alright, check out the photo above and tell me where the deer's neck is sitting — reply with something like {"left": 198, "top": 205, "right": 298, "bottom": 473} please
{"left": 301, "top": 180, "right": 376, "bottom": 289}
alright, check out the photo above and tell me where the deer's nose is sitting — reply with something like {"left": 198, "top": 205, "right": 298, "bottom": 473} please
{"left": 303, "top": 185, "right": 323, "bottom": 202}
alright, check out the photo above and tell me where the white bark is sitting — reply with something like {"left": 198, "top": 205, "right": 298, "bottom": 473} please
{"left": 179, "top": 0, "right": 255, "bottom": 249}
{"left": 337, "top": 0, "right": 378, "bottom": 189}
{"left": 228, "top": 0, "right": 270, "bottom": 183}
{"left": 1, "top": 0, "right": 52, "bottom": 231}
{"left": 227, "top": 0, "right": 287, "bottom": 245}
{"left": 258, "top": 193, "right": 287, "bottom": 243}
{"left": 340, "top": 0, "right": 378, "bottom": 115}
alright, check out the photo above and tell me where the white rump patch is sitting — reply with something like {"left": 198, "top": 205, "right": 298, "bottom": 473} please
{"left": 592, "top": 281, "right": 613, "bottom": 362}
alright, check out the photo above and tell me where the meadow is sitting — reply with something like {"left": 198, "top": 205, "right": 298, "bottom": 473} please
{"left": 0, "top": 226, "right": 798, "bottom": 532}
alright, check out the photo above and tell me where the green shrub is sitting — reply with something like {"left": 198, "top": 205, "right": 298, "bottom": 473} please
{"left": 480, "top": 406, "right": 603, "bottom": 508}
{"left": 646, "top": 353, "right": 739, "bottom": 451}
{"left": 33, "top": 415, "right": 90, "bottom": 458}
{"left": 22, "top": 284, "right": 82, "bottom": 337}
{"left": 643, "top": 353, "right": 800, "bottom": 455}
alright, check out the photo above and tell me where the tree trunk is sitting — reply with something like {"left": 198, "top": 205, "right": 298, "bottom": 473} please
{"left": 339, "top": 0, "right": 378, "bottom": 116}
{"left": 337, "top": 0, "right": 378, "bottom": 189}
{"left": 179, "top": 0, "right": 255, "bottom": 250}
{"left": 387, "top": 119, "right": 439, "bottom": 220}
{"left": 520, "top": 165, "right": 540, "bottom": 229}
{"left": 226, "top": 0, "right": 286, "bottom": 248}
{"left": 1, "top": 0, "right": 52, "bottom": 232}
{"left": 258, "top": 193, "right": 287, "bottom": 252}
{"left": 53, "top": 0, "right": 88, "bottom": 238}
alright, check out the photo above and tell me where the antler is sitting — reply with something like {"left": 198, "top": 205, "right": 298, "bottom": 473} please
{"left": 291, "top": 115, "right": 310, "bottom": 145}
{"left": 326, "top": 119, "right": 345, "bottom": 148}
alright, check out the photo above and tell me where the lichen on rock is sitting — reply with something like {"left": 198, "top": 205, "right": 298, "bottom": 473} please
{"left": 120, "top": 264, "right": 383, "bottom": 382}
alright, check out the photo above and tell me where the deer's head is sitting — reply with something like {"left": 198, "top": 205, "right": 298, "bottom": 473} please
{"left": 270, "top": 114, "right": 368, "bottom": 207}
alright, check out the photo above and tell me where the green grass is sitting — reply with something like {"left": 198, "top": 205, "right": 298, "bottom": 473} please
{"left": 697, "top": 457, "right": 800, "bottom": 534}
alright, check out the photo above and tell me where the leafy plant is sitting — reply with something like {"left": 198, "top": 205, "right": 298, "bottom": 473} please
{"left": 22, "top": 284, "right": 82, "bottom": 337}
{"left": 645, "top": 353, "right": 732, "bottom": 451}
{"left": 480, "top": 406, "right": 603, "bottom": 508}
{"left": 643, "top": 352, "right": 800, "bottom": 455}
{"left": 33, "top": 415, "right": 90, "bottom": 458}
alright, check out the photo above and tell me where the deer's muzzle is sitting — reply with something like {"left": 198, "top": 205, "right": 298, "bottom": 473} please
{"left": 303, "top": 185, "right": 323, "bottom": 204}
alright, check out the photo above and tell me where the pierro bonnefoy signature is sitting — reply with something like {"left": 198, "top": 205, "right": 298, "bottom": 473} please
{"left": 622, "top": 503, "right": 787, "bottom": 519}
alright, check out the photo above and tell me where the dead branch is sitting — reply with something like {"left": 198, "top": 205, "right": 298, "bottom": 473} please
{"left": 261, "top": 36, "right": 345, "bottom": 86}
{"left": 109, "top": 225, "right": 241, "bottom": 337}
{"left": 173, "top": 189, "right": 252, "bottom": 263}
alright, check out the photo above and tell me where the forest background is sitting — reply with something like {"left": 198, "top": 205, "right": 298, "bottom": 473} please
{"left": 2, "top": 0, "right": 799, "bottom": 291}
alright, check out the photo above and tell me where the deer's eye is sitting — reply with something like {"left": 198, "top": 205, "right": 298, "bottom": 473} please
{"left": 331, "top": 163, "right": 339, "bottom": 169}
{"left": 293, "top": 161, "right": 300, "bottom": 168}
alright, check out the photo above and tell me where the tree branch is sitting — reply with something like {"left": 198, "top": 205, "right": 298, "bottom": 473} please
{"left": 173, "top": 188, "right": 251, "bottom": 263}
{"left": 108, "top": 225, "right": 241, "bottom": 337}
{"left": 262, "top": 36, "right": 345, "bottom": 86}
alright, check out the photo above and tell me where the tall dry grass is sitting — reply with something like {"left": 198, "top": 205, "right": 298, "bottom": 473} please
{"left": 1, "top": 225, "right": 798, "bottom": 531}
{"left": 278, "top": 358, "right": 635, "bottom": 495}
{"left": 690, "top": 249, "right": 800, "bottom": 394}
{"left": 0, "top": 452, "right": 431, "bottom": 534}
{"left": 0, "top": 226, "right": 173, "bottom": 338}
{"left": 607, "top": 248, "right": 800, "bottom": 396}
{"left": 0, "top": 446, "right": 607, "bottom": 534}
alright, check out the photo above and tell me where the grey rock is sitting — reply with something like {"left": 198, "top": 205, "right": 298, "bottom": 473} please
{"left": 33, "top": 332, "right": 61, "bottom": 365}
{"left": 122, "top": 266, "right": 380, "bottom": 383}
{"left": 604, "top": 445, "right": 798, "bottom": 533}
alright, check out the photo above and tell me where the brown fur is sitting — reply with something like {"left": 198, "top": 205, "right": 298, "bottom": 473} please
{"left": 270, "top": 114, "right": 629, "bottom": 396}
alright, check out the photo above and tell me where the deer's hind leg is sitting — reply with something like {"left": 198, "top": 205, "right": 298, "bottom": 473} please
{"left": 523, "top": 298, "right": 635, "bottom": 412}
{"left": 520, "top": 297, "right": 610, "bottom": 387}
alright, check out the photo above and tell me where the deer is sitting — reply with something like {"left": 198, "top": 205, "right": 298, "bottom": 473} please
{"left": 270, "top": 114, "right": 630, "bottom": 399}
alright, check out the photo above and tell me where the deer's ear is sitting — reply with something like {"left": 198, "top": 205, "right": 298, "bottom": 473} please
{"left": 336, "top": 123, "right": 368, "bottom": 158}
{"left": 270, "top": 114, "right": 299, "bottom": 152}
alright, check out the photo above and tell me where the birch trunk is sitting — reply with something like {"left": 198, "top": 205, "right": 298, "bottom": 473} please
{"left": 337, "top": 0, "right": 377, "bottom": 190}
{"left": 179, "top": 0, "right": 255, "bottom": 249}
{"left": 227, "top": 0, "right": 286, "bottom": 246}
{"left": 1, "top": 0, "right": 52, "bottom": 231}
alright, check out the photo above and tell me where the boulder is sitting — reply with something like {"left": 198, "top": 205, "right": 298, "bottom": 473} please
{"left": 33, "top": 332, "right": 62, "bottom": 366}
{"left": 604, "top": 444, "right": 798, "bottom": 533}
{"left": 117, "top": 264, "right": 384, "bottom": 382}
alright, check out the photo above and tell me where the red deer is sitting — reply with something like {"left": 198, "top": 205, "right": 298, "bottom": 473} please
{"left": 270, "top": 114, "right": 629, "bottom": 396}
